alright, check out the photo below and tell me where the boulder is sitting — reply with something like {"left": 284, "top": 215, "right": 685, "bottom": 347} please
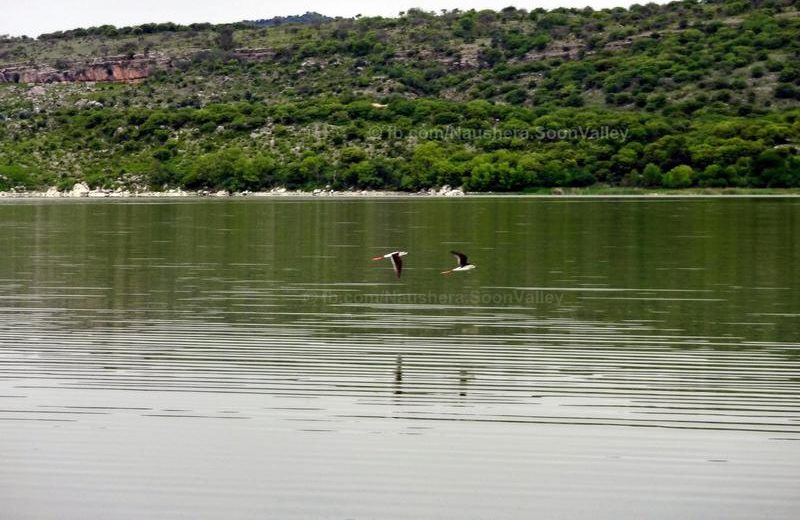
{"left": 437, "top": 185, "right": 465, "bottom": 197}
{"left": 70, "top": 182, "right": 90, "bottom": 197}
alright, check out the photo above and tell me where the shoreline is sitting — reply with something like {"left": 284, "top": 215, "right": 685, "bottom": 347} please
{"left": 1, "top": 184, "right": 800, "bottom": 200}
{"left": 0, "top": 184, "right": 465, "bottom": 199}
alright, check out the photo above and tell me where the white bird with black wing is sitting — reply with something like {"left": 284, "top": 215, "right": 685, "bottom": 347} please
{"left": 371, "top": 251, "right": 408, "bottom": 278}
{"left": 441, "top": 251, "right": 476, "bottom": 274}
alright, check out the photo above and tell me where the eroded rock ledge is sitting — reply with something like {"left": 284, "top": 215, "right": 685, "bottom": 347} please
{"left": 0, "top": 48, "right": 278, "bottom": 84}
{"left": 0, "top": 54, "right": 173, "bottom": 84}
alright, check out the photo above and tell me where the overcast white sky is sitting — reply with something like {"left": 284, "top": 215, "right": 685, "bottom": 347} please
{"left": 0, "top": 1, "right": 666, "bottom": 37}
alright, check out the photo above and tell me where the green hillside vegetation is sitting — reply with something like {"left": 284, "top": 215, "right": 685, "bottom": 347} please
{"left": 1, "top": 0, "right": 799, "bottom": 192}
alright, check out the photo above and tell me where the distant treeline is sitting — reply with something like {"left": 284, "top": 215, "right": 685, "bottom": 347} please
{"left": 243, "top": 12, "right": 332, "bottom": 28}
{"left": 36, "top": 12, "right": 331, "bottom": 41}
{"left": 38, "top": 22, "right": 238, "bottom": 40}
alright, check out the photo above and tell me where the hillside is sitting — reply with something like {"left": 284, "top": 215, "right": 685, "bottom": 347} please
{"left": 1, "top": 0, "right": 799, "bottom": 193}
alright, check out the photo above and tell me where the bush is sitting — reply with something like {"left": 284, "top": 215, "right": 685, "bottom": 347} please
{"left": 0, "top": 165, "right": 36, "bottom": 190}
{"left": 641, "top": 163, "right": 663, "bottom": 187}
{"left": 775, "top": 84, "right": 799, "bottom": 100}
{"left": 664, "top": 165, "right": 694, "bottom": 188}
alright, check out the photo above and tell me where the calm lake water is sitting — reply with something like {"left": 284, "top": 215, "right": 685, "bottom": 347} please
{"left": 1, "top": 197, "right": 799, "bottom": 519}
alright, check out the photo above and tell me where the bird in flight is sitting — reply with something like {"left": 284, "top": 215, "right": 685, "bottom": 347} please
{"left": 372, "top": 251, "right": 408, "bottom": 278}
{"left": 442, "top": 251, "right": 476, "bottom": 274}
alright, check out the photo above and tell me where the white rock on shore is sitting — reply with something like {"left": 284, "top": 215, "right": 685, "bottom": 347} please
{"left": 437, "top": 185, "right": 465, "bottom": 197}
{"left": 70, "top": 182, "right": 91, "bottom": 198}
{"left": 0, "top": 185, "right": 472, "bottom": 199}
{"left": 164, "top": 188, "right": 189, "bottom": 197}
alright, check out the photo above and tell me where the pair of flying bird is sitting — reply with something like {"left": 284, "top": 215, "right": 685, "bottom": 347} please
{"left": 371, "top": 250, "right": 476, "bottom": 278}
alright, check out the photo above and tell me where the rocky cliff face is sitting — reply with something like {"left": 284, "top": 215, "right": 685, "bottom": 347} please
{"left": 0, "top": 48, "right": 280, "bottom": 84}
{"left": 0, "top": 54, "right": 171, "bottom": 84}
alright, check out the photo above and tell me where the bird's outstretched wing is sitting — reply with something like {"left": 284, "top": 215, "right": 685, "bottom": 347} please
{"left": 450, "top": 251, "right": 468, "bottom": 268}
{"left": 390, "top": 252, "right": 403, "bottom": 278}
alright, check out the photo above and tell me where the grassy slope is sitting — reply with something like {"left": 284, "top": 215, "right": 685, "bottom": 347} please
{"left": 0, "top": 0, "right": 799, "bottom": 192}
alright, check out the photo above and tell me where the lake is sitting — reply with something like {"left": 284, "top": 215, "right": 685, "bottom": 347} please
{"left": 1, "top": 197, "right": 799, "bottom": 519}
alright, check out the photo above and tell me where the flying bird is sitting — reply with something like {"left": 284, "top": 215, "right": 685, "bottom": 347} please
{"left": 442, "top": 251, "right": 476, "bottom": 274}
{"left": 372, "top": 251, "right": 408, "bottom": 278}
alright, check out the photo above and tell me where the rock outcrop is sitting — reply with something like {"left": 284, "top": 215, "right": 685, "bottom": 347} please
{"left": 0, "top": 53, "right": 171, "bottom": 84}
{"left": 0, "top": 48, "right": 283, "bottom": 84}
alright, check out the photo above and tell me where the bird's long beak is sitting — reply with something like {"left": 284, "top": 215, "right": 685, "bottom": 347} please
{"left": 371, "top": 256, "right": 384, "bottom": 261}
{"left": 441, "top": 269, "right": 454, "bottom": 275}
